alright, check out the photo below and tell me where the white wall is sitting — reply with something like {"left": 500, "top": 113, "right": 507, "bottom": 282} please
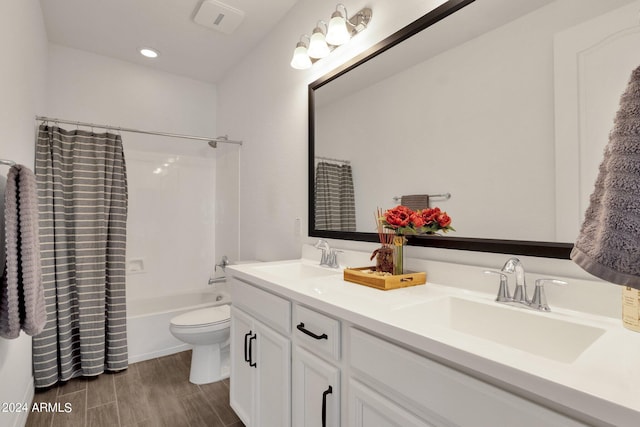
{"left": 0, "top": 1, "right": 48, "bottom": 425}
{"left": 45, "top": 45, "right": 237, "bottom": 298}
{"left": 125, "top": 150, "right": 217, "bottom": 299}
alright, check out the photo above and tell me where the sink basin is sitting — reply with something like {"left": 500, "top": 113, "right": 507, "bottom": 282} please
{"left": 396, "top": 297, "right": 605, "bottom": 363}
{"left": 252, "top": 262, "right": 341, "bottom": 280}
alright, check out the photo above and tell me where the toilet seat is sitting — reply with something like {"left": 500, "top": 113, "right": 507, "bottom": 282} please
{"left": 170, "top": 304, "right": 231, "bottom": 328}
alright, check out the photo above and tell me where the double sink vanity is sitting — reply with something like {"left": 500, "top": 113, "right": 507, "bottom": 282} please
{"left": 227, "top": 245, "right": 640, "bottom": 427}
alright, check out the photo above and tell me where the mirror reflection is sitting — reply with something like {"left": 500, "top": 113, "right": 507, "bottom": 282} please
{"left": 311, "top": 0, "right": 639, "bottom": 247}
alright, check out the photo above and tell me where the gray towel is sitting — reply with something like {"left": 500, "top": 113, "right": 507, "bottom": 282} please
{"left": 571, "top": 64, "right": 640, "bottom": 290}
{"left": 401, "top": 194, "right": 430, "bottom": 211}
{"left": 0, "top": 165, "right": 46, "bottom": 338}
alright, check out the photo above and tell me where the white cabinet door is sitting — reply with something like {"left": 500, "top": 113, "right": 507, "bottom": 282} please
{"left": 293, "top": 346, "right": 340, "bottom": 427}
{"left": 349, "top": 379, "right": 434, "bottom": 427}
{"left": 230, "top": 306, "right": 291, "bottom": 427}
{"left": 255, "top": 321, "right": 291, "bottom": 427}
{"left": 230, "top": 306, "right": 255, "bottom": 426}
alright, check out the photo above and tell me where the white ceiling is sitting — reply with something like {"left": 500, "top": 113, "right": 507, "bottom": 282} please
{"left": 39, "top": 0, "right": 299, "bottom": 84}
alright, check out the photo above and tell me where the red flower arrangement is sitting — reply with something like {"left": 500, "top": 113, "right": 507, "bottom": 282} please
{"left": 380, "top": 205, "right": 454, "bottom": 236}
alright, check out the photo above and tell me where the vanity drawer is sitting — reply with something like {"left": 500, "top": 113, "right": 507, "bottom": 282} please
{"left": 349, "top": 328, "right": 587, "bottom": 427}
{"left": 293, "top": 304, "right": 340, "bottom": 361}
{"left": 230, "top": 277, "right": 291, "bottom": 335}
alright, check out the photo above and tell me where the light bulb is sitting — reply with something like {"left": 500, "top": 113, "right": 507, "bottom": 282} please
{"left": 290, "top": 42, "right": 312, "bottom": 70}
{"left": 308, "top": 27, "right": 330, "bottom": 59}
{"left": 326, "top": 11, "right": 350, "bottom": 46}
{"left": 139, "top": 48, "right": 159, "bottom": 58}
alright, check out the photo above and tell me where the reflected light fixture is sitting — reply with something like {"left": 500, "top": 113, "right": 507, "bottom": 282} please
{"left": 290, "top": 36, "right": 312, "bottom": 70}
{"left": 290, "top": 4, "right": 372, "bottom": 70}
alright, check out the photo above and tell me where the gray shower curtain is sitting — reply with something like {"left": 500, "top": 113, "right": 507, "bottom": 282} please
{"left": 32, "top": 124, "right": 128, "bottom": 388}
{"left": 314, "top": 161, "right": 356, "bottom": 231}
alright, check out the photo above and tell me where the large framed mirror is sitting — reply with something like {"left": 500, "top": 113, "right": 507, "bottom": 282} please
{"left": 309, "top": 0, "right": 640, "bottom": 259}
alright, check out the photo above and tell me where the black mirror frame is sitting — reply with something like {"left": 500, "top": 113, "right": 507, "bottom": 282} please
{"left": 308, "top": 0, "right": 573, "bottom": 259}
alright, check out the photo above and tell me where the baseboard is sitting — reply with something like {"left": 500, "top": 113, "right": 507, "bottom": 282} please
{"left": 128, "top": 343, "right": 192, "bottom": 364}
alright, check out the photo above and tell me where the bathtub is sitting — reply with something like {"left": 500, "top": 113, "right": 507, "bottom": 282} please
{"left": 127, "top": 287, "right": 231, "bottom": 363}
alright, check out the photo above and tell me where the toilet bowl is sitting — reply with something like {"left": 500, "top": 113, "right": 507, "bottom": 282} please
{"left": 169, "top": 304, "right": 231, "bottom": 384}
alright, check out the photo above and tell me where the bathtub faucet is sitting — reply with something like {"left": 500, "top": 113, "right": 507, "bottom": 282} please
{"left": 209, "top": 256, "right": 229, "bottom": 285}
{"left": 215, "top": 255, "right": 230, "bottom": 272}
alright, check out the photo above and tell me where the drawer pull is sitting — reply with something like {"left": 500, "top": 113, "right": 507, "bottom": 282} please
{"left": 296, "top": 322, "right": 328, "bottom": 340}
{"left": 322, "top": 385, "right": 333, "bottom": 427}
{"left": 248, "top": 333, "right": 257, "bottom": 368}
{"left": 243, "top": 331, "right": 252, "bottom": 363}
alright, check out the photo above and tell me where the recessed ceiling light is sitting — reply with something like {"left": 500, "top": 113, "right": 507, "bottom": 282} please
{"left": 139, "top": 48, "right": 159, "bottom": 58}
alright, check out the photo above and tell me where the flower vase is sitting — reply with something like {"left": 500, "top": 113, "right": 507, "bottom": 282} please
{"left": 375, "top": 244, "right": 394, "bottom": 273}
{"left": 393, "top": 235, "right": 406, "bottom": 275}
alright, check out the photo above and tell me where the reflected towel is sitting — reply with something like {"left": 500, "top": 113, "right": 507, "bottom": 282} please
{"left": 400, "top": 194, "right": 430, "bottom": 211}
{"left": 571, "top": 64, "right": 640, "bottom": 290}
{"left": 0, "top": 165, "right": 46, "bottom": 338}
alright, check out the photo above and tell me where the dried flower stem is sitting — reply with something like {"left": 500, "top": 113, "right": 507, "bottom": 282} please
{"left": 375, "top": 208, "right": 394, "bottom": 246}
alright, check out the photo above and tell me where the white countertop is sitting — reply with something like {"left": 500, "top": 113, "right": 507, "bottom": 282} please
{"left": 227, "top": 254, "right": 640, "bottom": 427}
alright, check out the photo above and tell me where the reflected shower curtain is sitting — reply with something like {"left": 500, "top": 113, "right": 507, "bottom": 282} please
{"left": 33, "top": 124, "right": 128, "bottom": 388}
{"left": 314, "top": 161, "right": 356, "bottom": 231}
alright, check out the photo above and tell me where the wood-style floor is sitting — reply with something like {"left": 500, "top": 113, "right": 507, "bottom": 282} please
{"left": 26, "top": 350, "right": 244, "bottom": 427}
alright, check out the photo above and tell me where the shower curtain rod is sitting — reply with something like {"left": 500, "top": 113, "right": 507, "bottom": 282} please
{"left": 35, "top": 116, "right": 243, "bottom": 146}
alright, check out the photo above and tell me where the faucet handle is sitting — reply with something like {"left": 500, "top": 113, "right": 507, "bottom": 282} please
{"left": 326, "top": 249, "right": 342, "bottom": 268}
{"left": 484, "top": 270, "right": 512, "bottom": 302}
{"left": 530, "top": 278, "right": 567, "bottom": 311}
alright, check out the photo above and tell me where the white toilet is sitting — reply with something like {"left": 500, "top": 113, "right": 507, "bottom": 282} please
{"left": 169, "top": 304, "right": 231, "bottom": 384}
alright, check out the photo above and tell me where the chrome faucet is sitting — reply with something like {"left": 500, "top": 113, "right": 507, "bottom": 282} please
{"left": 530, "top": 278, "right": 567, "bottom": 311}
{"left": 314, "top": 239, "right": 341, "bottom": 268}
{"left": 209, "top": 256, "right": 230, "bottom": 285}
{"left": 484, "top": 270, "right": 511, "bottom": 302}
{"left": 215, "top": 255, "right": 230, "bottom": 272}
{"left": 501, "top": 257, "right": 529, "bottom": 305}
{"left": 485, "top": 257, "right": 568, "bottom": 312}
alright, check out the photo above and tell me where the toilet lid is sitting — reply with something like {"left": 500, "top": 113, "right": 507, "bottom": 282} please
{"left": 170, "top": 305, "right": 231, "bottom": 327}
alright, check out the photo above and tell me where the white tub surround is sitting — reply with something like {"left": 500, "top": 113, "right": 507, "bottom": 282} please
{"left": 227, "top": 246, "right": 639, "bottom": 427}
{"left": 127, "top": 288, "right": 230, "bottom": 363}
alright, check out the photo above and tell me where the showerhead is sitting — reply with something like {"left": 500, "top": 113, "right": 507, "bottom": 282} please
{"left": 208, "top": 140, "right": 217, "bottom": 148}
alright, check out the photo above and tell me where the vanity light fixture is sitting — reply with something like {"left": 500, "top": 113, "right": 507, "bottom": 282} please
{"left": 290, "top": 4, "right": 372, "bottom": 70}
{"left": 290, "top": 36, "right": 313, "bottom": 70}
{"left": 308, "top": 22, "right": 330, "bottom": 59}
{"left": 325, "top": 5, "right": 351, "bottom": 46}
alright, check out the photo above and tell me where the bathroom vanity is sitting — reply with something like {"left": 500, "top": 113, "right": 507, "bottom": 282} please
{"left": 227, "top": 249, "right": 640, "bottom": 427}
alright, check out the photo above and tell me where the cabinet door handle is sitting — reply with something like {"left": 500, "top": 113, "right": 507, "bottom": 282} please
{"left": 248, "top": 333, "right": 257, "bottom": 368}
{"left": 321, "top": 385, "right": 333, "bottom": 427}
{"left": 243, "top": 331, "right": 252, "bottom": 363}
{"left": 296, "top": 322, "right": 328, "bottom": 340}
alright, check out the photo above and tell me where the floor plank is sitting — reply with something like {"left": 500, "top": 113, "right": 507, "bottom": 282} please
{"left": 87, "top": 402, "right": 120, "bottom": 427}
{"left": 51, "top": 389, "right": 86, "bottom": 427}
{"left": 87, "top": 374, "right": 116, "bottom": 409}
{"left": 26, "top": 351, "right": 237, "bottom": 427}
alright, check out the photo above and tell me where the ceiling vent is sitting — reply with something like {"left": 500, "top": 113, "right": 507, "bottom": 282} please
{"left": 194, "top": 0, "right": 245, "bottom": 35}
